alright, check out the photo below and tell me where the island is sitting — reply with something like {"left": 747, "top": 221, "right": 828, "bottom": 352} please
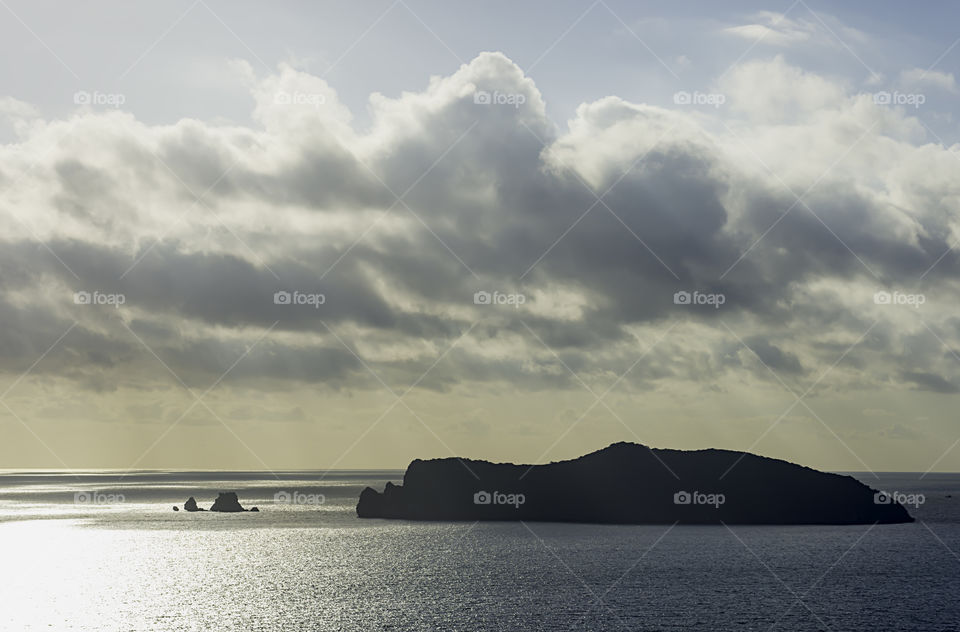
{"left": 356, "top": 442, "right": 914, "bottom": 525}
{"left": 210, "top": 492, "right": 254, "bottom": 512}
{"left": 183, "top": 496, "right": 204, "bottom": 512}
{"left": 176, "top": 493, "right": 258, "bottom": 513}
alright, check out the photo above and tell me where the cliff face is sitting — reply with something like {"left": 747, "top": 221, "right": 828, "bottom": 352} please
{"left": 356, "top": 443, "right": 914, "bottom": 525}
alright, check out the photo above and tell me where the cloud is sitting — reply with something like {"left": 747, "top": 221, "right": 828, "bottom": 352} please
{"left": 899, "top": 68, "right": 958, "bottom": 93}
{"left": 720, "top": 55, "right": 849, "bottom": 121}
{"left": 722, "top": 11, "right": 867, "bottom": 51}
{"left": 901, "top": 371, "right": 960, "bottom": 394}
{"left": 1, "top": 50, "right": 960, "bottom": 406}
{"left": 723, "top": 13, "right": 816, "bottom": 47}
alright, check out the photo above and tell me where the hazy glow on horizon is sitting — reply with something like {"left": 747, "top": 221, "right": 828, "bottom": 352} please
{"left": 1, "top": 1, "right": 960, "bottom": 471}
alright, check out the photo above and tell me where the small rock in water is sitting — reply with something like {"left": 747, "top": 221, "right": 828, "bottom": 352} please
{"left": 173, "top": 506, "right": 179, "bottom": 512}
{"left": 183, "top": 497, "right": 204, "bottom": 512}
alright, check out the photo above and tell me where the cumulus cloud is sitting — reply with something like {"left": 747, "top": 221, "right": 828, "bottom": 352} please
{"left": 2, "top": 50, "right": 959, "bottom": 412}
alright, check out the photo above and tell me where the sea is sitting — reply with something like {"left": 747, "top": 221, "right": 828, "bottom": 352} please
{"left": 0, "top": 470, "right": 957, "bottom": 631}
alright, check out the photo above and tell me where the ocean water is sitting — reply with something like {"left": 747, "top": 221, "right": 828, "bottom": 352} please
{"left": 0, "top": 471, "right": 958, "bottom": 631}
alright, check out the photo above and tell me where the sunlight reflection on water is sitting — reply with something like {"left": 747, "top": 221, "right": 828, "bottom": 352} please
{"left": 0, "top": 472, "right": 958, "bottom": 631}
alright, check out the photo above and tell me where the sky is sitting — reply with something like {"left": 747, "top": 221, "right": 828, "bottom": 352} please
{"left": 1, "top": 1, "right": 960, "bottom": 472}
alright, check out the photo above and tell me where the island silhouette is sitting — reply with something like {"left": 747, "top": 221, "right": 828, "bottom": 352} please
{"left": 176, "top": 492, "right": 258, "bottom": 512}
{"left": 357, "top": 442, "right": 914, "bottom": 524}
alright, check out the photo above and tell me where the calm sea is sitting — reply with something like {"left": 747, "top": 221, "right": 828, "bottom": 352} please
{"left": 0, "top": 470, "right": 957, "bottom": 631}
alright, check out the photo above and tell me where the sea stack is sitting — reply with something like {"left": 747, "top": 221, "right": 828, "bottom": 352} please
{"left": 209, "top": 492, "right": 248, "bottom": 512}
{"left": 356, "top": 442, "right": 914, "bottom": 525}
{"left": 183, "top": 497, "right": 203, "bottom": 512}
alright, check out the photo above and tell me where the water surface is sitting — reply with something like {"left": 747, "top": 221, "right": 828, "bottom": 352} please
{"left": 1, "top": 471, "right": 956, "bottom": 631}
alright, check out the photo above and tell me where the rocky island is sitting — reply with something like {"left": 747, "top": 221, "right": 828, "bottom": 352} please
{"left": 356, "top": 442, "right": 914, "bottom": 525}
{"left": 183, "top": 496, "right": 204, "bottom": 512}
{"left": 176, "top": 492, "right": 258, "bottom": 513}
{"left": 210, "top": 492, "right": 248, "bottom": 512}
